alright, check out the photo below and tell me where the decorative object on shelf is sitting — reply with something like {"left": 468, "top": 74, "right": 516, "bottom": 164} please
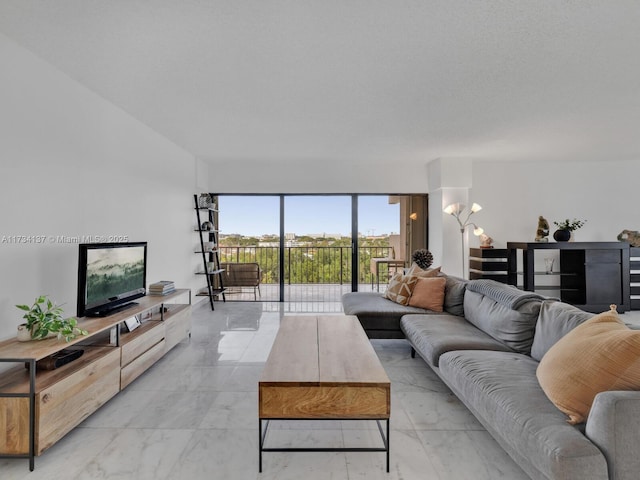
{"left": 443, "top": 202, "right": 484, "bottom": 278}
{"left": 411, "top": 249, "right": 433, "bottom": 269}
{"left": 553, "top": 229, "right": 571, "bottom": 242}
{"left": 544, "top": 257, "right": 555, "bottom": 274}
{"left": 201, "top": 221, "right": 213, "bottom": 231}
{"left": 202, "top": 241, "right": 216, "bottom": 252}
{"left": 553, "top": 218, "right": 586, "bottom": 242}
{"left": 16, "top": 295, "right": 88, "bottom": 342}
{"left": 479, "top": 233, "right": 493, "bottom": 248}
{"left": 148, "top": 280, "right": 176, "bottom": 295}
{"left": 123, "top": 315, "right": 142, "bottom": 332}
{"left": 617, "top": 229, "right": 640, "bottom": 247}
{"left": 535, "top": 216, "right": 550, "bottom": 242}
{"left": 198, "top": 193, "right": 213, "bottom": 208}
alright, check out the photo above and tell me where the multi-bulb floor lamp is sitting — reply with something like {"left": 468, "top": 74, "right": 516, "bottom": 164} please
{"left": 443, "top": 202, "right": 483, "bottom": 278}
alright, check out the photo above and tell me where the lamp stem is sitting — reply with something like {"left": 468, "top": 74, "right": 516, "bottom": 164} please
{"left": 460, "top": 228, "right": 465, "bottom": 279}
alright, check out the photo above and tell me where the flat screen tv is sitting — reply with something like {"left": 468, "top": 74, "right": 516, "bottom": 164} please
{"left": 77, "top": 242, "right": 147, "bottom": 317}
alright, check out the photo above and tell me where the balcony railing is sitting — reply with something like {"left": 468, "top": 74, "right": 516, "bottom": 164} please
{"left": 219, "top": 246, "right": 394, "bottom": 285}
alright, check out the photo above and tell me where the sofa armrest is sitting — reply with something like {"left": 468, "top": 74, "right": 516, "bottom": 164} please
{"left": 585, "top": 390, "right": 640, "bottom": 480}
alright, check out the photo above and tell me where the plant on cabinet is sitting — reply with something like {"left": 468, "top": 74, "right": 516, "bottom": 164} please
{"left": 16, "top": 295, "right": 88, "bottom": 342}
{"left": 553, "top": 218, "right": 586, "bottom": 242}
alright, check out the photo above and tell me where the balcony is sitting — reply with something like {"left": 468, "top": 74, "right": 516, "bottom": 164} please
{"left": 218, "top": 246, "right": 400, "bottom": 307}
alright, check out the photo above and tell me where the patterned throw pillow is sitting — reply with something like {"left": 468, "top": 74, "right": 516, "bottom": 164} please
{"left": 384, "top": 272, "right": 419, "bottom": 305}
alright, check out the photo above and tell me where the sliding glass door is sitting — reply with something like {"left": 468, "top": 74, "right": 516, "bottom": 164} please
{"left": 217, "top": 196, "right": 280, "bottom": 301}
{"left": 283, "top": 196, "right": 352, "bottom": 305}
{"left": 357, "top": 196, "right": 401, "bottom": 293}
{"left": 217, "top": 194, "right": 425, "bottom": 305}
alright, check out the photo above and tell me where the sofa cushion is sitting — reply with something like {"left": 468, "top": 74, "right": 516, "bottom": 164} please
{"left": 530, "top": 300, "right": 594, "bottom": 362}
{"left": 536, "top": 306, "right": 640, "bottom": 425}
{"left": 439, "top": 350, "right": 609, "bottom": 480}
{"left": 400, "top": 314, "right": 512, "bottom": 367}
{"left": 408, "top": 277, "right": 446, "bottom": 312}
{"left": 463, "top": 283, "right": 543, "bottom": 354}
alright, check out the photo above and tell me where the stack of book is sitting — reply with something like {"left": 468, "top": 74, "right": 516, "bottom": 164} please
{"left": 148, "top": 281, "right": 175, "bottom": 295}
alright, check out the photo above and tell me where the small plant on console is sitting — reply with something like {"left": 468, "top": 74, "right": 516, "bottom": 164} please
{"left": 16, "top": 295, "right": 88, "bottom": 341}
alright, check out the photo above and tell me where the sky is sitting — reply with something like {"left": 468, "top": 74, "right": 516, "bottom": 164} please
{"left": 218, "top": 195, "right": 400, "bottom": 237}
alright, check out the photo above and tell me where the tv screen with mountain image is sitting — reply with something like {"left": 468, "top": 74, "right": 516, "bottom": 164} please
{"left": 77, "top": 242, "right": 147, "bottom": 317}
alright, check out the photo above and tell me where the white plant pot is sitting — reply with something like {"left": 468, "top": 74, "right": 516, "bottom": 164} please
{"left": 17, "top": 324, "right": 32, "bottom": 342}
{"left": 17, "top": 323, "right": 56, "bottom": 341}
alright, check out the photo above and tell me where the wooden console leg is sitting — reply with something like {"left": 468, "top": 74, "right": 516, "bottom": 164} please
{"left": 411, "top": 347, "right": 415, "bottom": 358}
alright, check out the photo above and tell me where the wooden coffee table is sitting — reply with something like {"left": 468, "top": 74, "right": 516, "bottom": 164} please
{"left": 258, "top": 315, "right": 390, "bottom": 472}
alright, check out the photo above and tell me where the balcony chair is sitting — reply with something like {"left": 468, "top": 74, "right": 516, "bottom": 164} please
{"left": 220, "top": 262, "right": 263, "bottom": 300}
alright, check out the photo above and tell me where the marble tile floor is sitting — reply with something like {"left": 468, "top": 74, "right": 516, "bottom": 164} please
{"left": 3, "top": 302, "right": 640, "bottom": 480}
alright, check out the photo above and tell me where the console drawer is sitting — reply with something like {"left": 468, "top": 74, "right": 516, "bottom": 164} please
{"left": 37, "top": 347, "right": 121, "bottom": 454}
{"left": 120, "top": 339, "right": 166, "bottom": 389}
{"left": 164, "top": 307, "right": 191, "bottom": 352}
{"left": 120, "top": 322, "right": 164, "bottom": 368}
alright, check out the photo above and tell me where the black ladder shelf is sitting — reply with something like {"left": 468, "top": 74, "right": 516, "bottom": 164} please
{"left": 194, "top": 193, "right": 226, "bottom": 310}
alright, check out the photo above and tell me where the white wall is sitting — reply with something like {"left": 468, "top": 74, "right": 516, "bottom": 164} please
{"left": 0, "top": 34, "right": 200, "bottom": 340}
{"left": 207, "top": 159, "right": 430, "bottom": 193}
{"left": 470, "top": 160, "right": 639, "bottom": 248}
{"left": 430, "top": 158, "right": 639, "bottom": 275}
{"left": 427, "top": 158, "right": 476, "bottom": 277}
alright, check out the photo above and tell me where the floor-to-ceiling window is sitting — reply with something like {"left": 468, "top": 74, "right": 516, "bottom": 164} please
{"left": 217, "top": 195, "right": 281, "bottom": 301}
{"left": 283, "top": 195, "right": 352, "bottom": 307}
{"left": 357, "top": 196, "right": 402, "bottom": 292}
{"left": 217, "top": 194, "right": 426, "bottom": 308}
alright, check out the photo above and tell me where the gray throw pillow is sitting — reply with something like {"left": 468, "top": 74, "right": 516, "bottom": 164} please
{"left": 442, "top": 274, "right": 467, "bottom": 317}
{"left": 530, "top": 300, "right": 594, "bottom": 362}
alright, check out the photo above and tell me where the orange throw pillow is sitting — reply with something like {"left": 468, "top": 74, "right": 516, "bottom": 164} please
{"left": 408, "top": 277, "right": 447, "bottom": 312}
{"left": 536, "top": 305, "right": 640, "bottom": 424}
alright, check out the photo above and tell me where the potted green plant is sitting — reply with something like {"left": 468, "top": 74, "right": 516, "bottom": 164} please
{"left": 16, "top": 295, "right": 88, "bottom": 342}
{"left": 553, "top": 218, "right": 586, "bottom": 242}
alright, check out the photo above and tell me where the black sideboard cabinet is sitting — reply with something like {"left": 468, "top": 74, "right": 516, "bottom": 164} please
{"left": 469, "top": 248, "right": 508, "bottom": 283}
{"left": 507, "top": 242, "right": 630, "bottom": 313}
{"left": 631, "top": 247, "right": 640, "bottom": 310}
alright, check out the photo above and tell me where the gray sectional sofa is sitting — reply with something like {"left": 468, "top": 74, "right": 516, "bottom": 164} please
{"left": 341, "top": 277, "right": 640, "bottom": 480}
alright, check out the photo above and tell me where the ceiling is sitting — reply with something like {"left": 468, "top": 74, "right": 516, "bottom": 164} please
{"left": 1, "top": 1, "right": 639, "bottom": 167}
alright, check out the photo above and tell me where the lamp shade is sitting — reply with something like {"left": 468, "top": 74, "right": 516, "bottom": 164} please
{"left": 443, "top": 203, "right": 464, "bottom": 215}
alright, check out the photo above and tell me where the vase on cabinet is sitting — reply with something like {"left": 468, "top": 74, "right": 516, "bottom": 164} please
{"left": 553, "top": 229, "right": 571, "bottom": 242}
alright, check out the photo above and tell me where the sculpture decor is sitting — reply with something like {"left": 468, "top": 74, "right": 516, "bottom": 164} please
{"left": 411, "top": 249, "right": 434, "bottom": 269}
{"left": 535, "top": 216, "right": 549, "bottom": 242}
{"left": 479, "top": 233, "right": 494, "bottom": 248}
{"left": 617, "top": 229, "right": 640, "bottom": 247}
